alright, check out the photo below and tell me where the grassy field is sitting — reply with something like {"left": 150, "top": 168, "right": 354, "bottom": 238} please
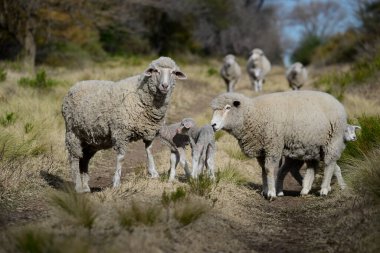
{"left": 0, "top": 57, "right": 379, "bottom": 252}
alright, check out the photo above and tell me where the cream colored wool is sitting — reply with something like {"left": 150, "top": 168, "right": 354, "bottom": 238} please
{"left": 286, "top": 62, "right": 308, "bottom": 90}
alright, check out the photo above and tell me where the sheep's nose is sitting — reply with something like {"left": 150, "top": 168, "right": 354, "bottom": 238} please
{"left": 162, "top": 83, "right": 168, "bottom": 89}
{"left": 211, "top": 123, "right": 217, "bottom": 131}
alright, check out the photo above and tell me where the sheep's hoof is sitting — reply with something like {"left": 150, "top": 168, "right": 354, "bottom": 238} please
{"left": 267, "top": 191, "right": 276, "bottom": 201}
{"left": 320, "top": 188, "right": 329, "bottom": 196}
{"left": 75, "top": 185, "right": 91, "bottom": 193}
{"left": 277, "top": 191, "right": 284, "bottom": 197}
{"left": 300, "top": 189, "right": 309, "bottom": 196}
{"left": 340, "top": 184, "right": 347, "bottom": 190}
{"left": 149, "top": 172, "right": 159, "bottom": 178}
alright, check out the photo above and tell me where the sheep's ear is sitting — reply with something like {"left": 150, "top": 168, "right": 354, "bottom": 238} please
{"left": 144, "top": 68, "right": 156, "bottom": 77}
{"left": 233, "top": 100, "right": 241, "bottom": 107}
{"left": 173, "top": 70, "right": 187, "bottom": 80}
{"left": 184, "top": 121, "right": 193, "bottom": 128}
{"left": 354, "top": 125, "right": 361, "bottom": 130}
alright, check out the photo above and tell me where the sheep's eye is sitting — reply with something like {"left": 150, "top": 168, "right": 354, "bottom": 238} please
{"left": 225, "top": 105, "right": 231, "bottom": 110}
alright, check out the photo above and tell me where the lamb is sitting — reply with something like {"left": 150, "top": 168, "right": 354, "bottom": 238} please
{"left": 286, "top": 62, "right": 308, "bottom": 90}
{"left": 220, "top": 54, "right": 242, "bottom": 92}
{"left": 177, "top": 120, "right": 216, "bottom": 179}
{"left": 158, "top": 118, "right": 195, "bottom": 181}
{"left": 210, "top": 91, "right": 347, "bottom": 200}
{"left": 62, "top": 57, "right": 186, "bottom": 193}
{"left": 246, "top": 48, "right": 271, "bottom": 92}
{"left": 276, "top": 124, "right": 361, "bottom": 196}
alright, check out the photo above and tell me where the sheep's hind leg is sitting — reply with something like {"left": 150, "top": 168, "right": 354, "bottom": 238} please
{"left": 178, "top": 147, "right": 191, "bottom": 178}
{"left": 77, "top": 148, "right": 96, "bottom": 192}
{"left": 168, "top": 151, "right": 180, "bottom": 182}
{"left": 320, "top": 163, "right": 335, "bottom": 196}
{"left": 144, "top": 140, "right": 159, "bottom": 178}
{"left": 300, "top": 160, "right": 317, "bottom": 195}
{"left": 70, "top": 155, "right": 88, "bottom": 193}
{"left": 113, "top": 148, "right": 125, "bottom": 187}
{"left": 334, "top": 164, "right": 346, "bottom": 190}
{"left": 264, "top": 157, "right": 281, "bottom": 200}
{"left": 206, "top": 145, "right": 216, "bottom": 180}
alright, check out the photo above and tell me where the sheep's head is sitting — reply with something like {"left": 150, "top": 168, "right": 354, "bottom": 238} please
{"left": 223, "top": 54, "right": 236, "bottom": 68}
{"left": 176, "top": 118, "right": 196, "bottom": 134}
{"left": 248, "top": 48, "right": 264, "bottom": 62}
{"left": 344, "top": 125, "right": 361, "bottom": 142}
{"left": 144, "top": 57, "right": 187, "bottom": 95}
{"left": 210, "top": 93, "right": 245, "bottom": 132}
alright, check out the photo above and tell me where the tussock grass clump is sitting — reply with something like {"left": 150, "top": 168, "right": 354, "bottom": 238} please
{"left": 225, "top": 148, "right": 249, "bottom": 161}
{"left": 217, "top": 163, "right": 248, "bottom": 185}
{"left": 188, "top": 173, "right": 217, "bottom": 198}
{"left": 18, "top": 69, "right": 58, "bottom": 89}
{"left": 174, "top": 198, "right": 209, "bottom": 226}
{"left": 12, "top": 227, "right": 53, "bottom": 253}
{"left": 161, "top": 186, "right": 187, "bottom": 208}
{"left": 49, "top": 188, "right": 98, "bottom": 230}
{"left": 118, "top": 201, "right": 162, "bottom": 231}
{"left": 0, "top": 112, "right": 16, "bottom": 127}
{"left": 0, "top": 67, "right": 6, "bottom": 82}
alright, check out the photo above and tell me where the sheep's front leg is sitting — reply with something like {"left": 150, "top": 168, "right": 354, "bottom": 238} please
{"left": 257, "top": 157, "right": 268, "bottom": 196}
{"left": 144, "top": 140, "right": 159, "bottom": 178}
{"left": 178, "top": 147, "right": 191, "bottom": 177}
{"left": 70, "top": 156, "right": 90, "bottom": 193}
{"left": 264, "top": 157, "right": 280, "bottom": 200}
{"left": 191, "top": 145, "right": 201, "bottom": 179}
{"left": 320, "top": 163, "right": 335, "bottom": 196}
{"left": 206, "top": 146, "right": 216, "bottom": 180}
{"left": 301, "top": 161, "right": 317, "bottom": 195}
{"left": 334, "top": 164, "right": 346, "bottom": 190}
{"left": 254, "top": 80, "right": 260, "bottom": 92}
{"left": 168, "top": 151, "right": 180, "bottom": 182}
{"left": 228, "top": 80, "right": 236, "bottom": 92}
{"left": 113, "top": 149, "right": 125, "bottom": 187}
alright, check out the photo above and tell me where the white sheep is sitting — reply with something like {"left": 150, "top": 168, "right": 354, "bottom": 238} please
{"left": 210, "top": 91, "right": 347, "bottom": 200}
{"left": 62, "top": 57, "right": 186, "bottom": 193}
{"left": 220, "top": 54, "right": 241, "bottom": 92}
{"left": 246, "top": 48, "right": 271, "bottom": 92}
{"left": 286, "top": 62, "right": 308, "bottom": 90}
{"left": 158, "top": 118, "right": 195, "bottom": 181}
{"left": 276, "top": 124, "right": 361, "bottom": 196}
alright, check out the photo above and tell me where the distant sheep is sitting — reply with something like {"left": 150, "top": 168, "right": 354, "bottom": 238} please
{"left": 62, "top": 57, "right": 186, "bottom": 193}
{"left": 158, "top": 118, "right": 195, "bottom": 181}
{"left": 286, "top": 62, "right": 308, "bottom": 90}
{"left": 211, "top": 91, "right": 347, "bottom": 199}
{"left": 246, "top": 48, "right": 271, "bottom": 92}
{"left": 220, "top": 54, "right": 241, "bottom": 92}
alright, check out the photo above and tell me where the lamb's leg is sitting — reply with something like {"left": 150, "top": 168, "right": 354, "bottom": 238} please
{"left": 334, "top": 164, "right": 347, "bottom": 190}
{"left": 168, "top": 151, "right": 180, "bottom": 182}
{"left": 113, "top": 149, "right": 125, "bottom": 187}
{"left": 191, "top": 145, "right": 201, "bottom": 179}
{"left": 144, "top": 140, "right": 159, "bottom": 178}
{"left": 205, "top": 145, "right": 216, "bottom": 180}
{"left": 178, "top": 147, "right": 191, "bottom": 177}
{"left": 320, "top": 163, "right": 336, "bottom": 196}
{"left": 301, "top": 160, "right": 318, "bottom": 195}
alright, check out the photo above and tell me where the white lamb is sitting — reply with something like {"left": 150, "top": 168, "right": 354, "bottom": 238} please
{"left": 220, "top": 54, "right": 241, "bottom": 92}
{"left": 210, "top": 91, "right": 347, "bottom": 200}
{"left": 62, "top": 57, "right": 186, "bottom": 193}
{"left": 286, "top": 62, "right": 308, "bottom": 90}
{"left": 246, "top": 48, "right": 271, "bottom": 92}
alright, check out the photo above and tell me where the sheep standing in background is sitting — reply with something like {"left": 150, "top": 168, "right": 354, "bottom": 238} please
{"left": 158, "top": 118, "right": 195, "bottom": 181}
{"left": 286, "top": 62, "right": 308, "bottom": 90}
{"left": 220, "top": 54, "right": 241, "bottom": 92}
{"left": 177, "top": 121, "right": 216, "bottom": 179}
{"left": 211, "top": 91, "right": 347, "bottom": 200}
{"left": 62, "top": 57, "right": 186, "bottom": 193}
{"left": 276, "top": 124, "right": 361, "bottom": 196}
{"left": 246, "top": 48, "right": 271, "bottom": 92}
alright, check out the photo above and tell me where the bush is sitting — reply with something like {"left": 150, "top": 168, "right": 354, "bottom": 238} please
{"left": 291, "top": 34, "right": 322, "bottom": 65}
{"left": 18, "top": 69, "right": 58, "bottom": 89}
{"left": 173, "top": 198, "right": 208, "bottom": 226}
{"left": 188, "top": 173, "right": 217, "bottom": 198}
{"left": 118, "top": 201, "right": 162, "bottom": 231}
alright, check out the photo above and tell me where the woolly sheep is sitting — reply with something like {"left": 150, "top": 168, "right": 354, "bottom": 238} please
{"left": 246, "top": 48, "right": 271, "bottom": 92}
{"left": 286, "top": 62, "right": 308, "bottom": 90}
{"left": 210, "top": 91, "right": 347, "bottom": 199}
{"left": 158, "top": 118, "right": 195, "bottom": 181}
{"left": 276, "top": 124, "right": 361, "bottom": 196}
{"left": 220, "top": 54, "right": 242, "bottom": 92}
{"left": 62, "top": 57, "right": 186, "bottom": 193}
{"left": 177, "top": 121, "right": 216, "bottom": 179}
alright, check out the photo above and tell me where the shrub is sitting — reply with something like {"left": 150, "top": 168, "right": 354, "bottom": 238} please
{"left": 291, "top": 34, "right": 322, "bottom": 65}
{"left": 18, "top": 69, "right": 58, "bottom": 89}
{"left": 207, "top": 67, "right": 218, "bottom": 76}
{"left": 188, "top": 173, "right": 217, "bottom": 198}
{"left": 118, "top": 201, "right": 162, "bottom": 231}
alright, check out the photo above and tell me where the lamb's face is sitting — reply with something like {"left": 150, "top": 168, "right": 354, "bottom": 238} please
{"left": 344, "top": 125, "right": 361, "bottom": 142}
{"left": 177, "top": 118, "right": 196, "bottom": 134}
{"left": 144, "top": 64, "right": 186, "bottom": 94}
{"left": 211, "top": 101, "right": 241, "bottom": 132}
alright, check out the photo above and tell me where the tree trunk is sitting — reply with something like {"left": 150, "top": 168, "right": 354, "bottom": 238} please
{"left": 21, "top": 19, "right": 36, "bottom": 72}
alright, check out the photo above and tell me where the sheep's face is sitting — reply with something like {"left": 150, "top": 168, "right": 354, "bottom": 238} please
{"left": 211, "top": 101, "right": 241, "bottom": 131}
{"left": 249, "top": 49, "right": 264, "bottom": 62}
{"left": 176, "top": 118, "right": 196, "bottom": 134}
{"left": 224, "top": 55, "right": 235, "bottom": 68}
{"left": 144, "top": 66, "right": 186, "bottom": 94}
{"left": 344, "top": 125, "right": 361, "bottom": 142}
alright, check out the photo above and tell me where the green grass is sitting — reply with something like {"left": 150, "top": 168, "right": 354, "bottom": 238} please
{"left": 188, "top": 173, "right": 217, "bottom": 198}
{"left": 0, "top": 67, "right": 6, "bottom": 82}
{"left": 18, "top": 69, "right": 59, "bottom": 89}
{"left": 0, "top": 112, "right": 16, "bottom": 127}
{"left": 118, "top": 201, "right": 162, "bottom": 231}
{"left": 12, "top": 227, "right": 53, "bottom": 253}
{"left": 225, "top": 148, "right": 249, "bottom": 161}
{"left": 174, "top": 198, "right": 208, "bottom": 226}
{"left": 161, "top": 186, "right": 187, "bottom": 208}
{"left": 49, "top": 188, "right": 98, "bottom": 230}
{"left": 217, "top": 163, "right": 248, "bottom": 185}
{"left": 214, "top": 131, "right": 225, "bottom": 141}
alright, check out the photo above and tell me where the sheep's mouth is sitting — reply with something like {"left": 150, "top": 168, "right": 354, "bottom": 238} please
{"left": 159, "top": 87, "right": 169, "bottom": 94}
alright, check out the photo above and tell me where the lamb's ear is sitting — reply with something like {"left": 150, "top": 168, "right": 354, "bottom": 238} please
{"left": 354, "top": 125, "right": 361, "bottom": 130}
{"left": 144, "top": 67, "right": 156, "bottom": 77}
{"left": 233, "top": 100, "right": 241, "bottom": 107}
{"left": 184, "top": 121, "right": 193, "bottom": 128}
{"left": 173, "top": 70, "right": 187, "bottom": 80}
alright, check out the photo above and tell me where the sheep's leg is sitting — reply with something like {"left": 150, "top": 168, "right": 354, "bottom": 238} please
{"left": 168, "top": 151, "right": 180, "bottom": 182}
{"left": 144, "top": 140, "right": 159, "bottom": 178}
{"left": 77, "top": 148, "right": 96, "bottom": 192}
{"left": 258, "top": 79, "right": 263, "bottom": 91}
{"left": 257, "top": 157, "right": 268, "bottom": 196}
{"left": 290, "top": 165, "right": 304, "bottom": 186}
{"left": 178, "top": 147, "right": 191, "bottom": 177}
{"left": 334, "top": 164, "right": 346, "bottom": 190}
{"left": 264, "top": 157, "right": 280, "bottom": 200}
{"left": 320, "top": 163, "right": 336, "bottom": 196}
{"left": 254, "top": 80, "right": 259, "bottom": 92}
{"left": 191, "top": 145, "right": 201, "bottom": 179}
{"left": 113, "top": 149, "right": 125, "bottom": 187}
{"left": 301, "top": 161, "right": 317, "bottom": 195}
{"left": 276, "top": 157, "right": 302, "bottom": 196}
{"left": 70, "top": 155, "right": 88, "bottom": 193}
{"left": 228, "top": 80, "right": 236, "bottom": 93}
{"left": 206, "top": 145, "right": 216, "bottom": 180}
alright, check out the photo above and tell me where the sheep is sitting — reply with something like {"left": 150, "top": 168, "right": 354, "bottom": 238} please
{"left": 210, "top": 91, "right": 347, "bottom": 200}
{"left": 246, "top": 48, "right": 271, "bottom": 92}
{"left": 220, "top": 54, "right": 242, "bottom": 92}
{"left": 286, "top": 62, "right": 308, "bottom": 90}
{"left": 276, "top": 124, "right": 361, "bottom": 196}
{"left": 62, "top": 57, "right": 186, "bottom": 193}
{"left": 177, "top": 121, "right": 216, "bottom": 179}
{"left": 158, "top": 118, "right": 195, "bottom": 181}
